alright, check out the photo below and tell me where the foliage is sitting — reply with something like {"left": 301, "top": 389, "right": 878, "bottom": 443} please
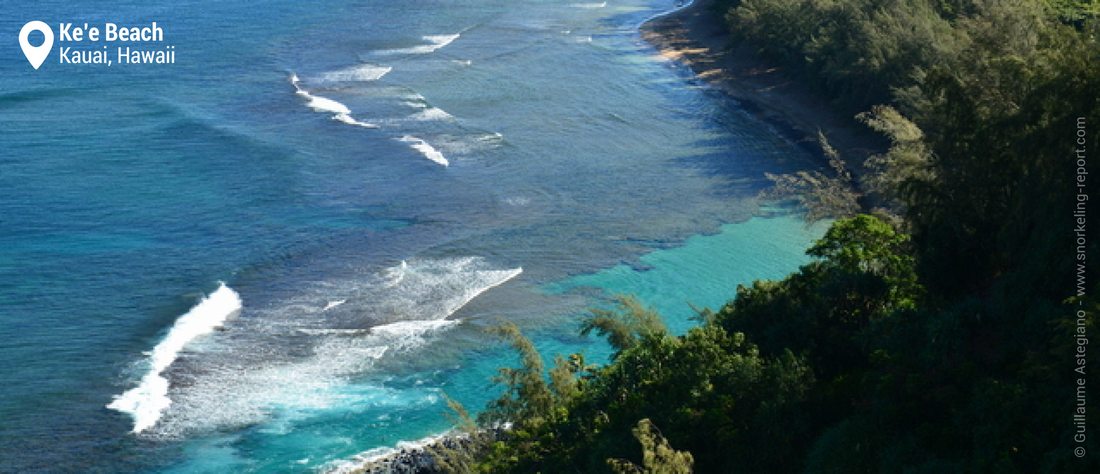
{"left": 856, "top": 105, "right": 934, "bottom": 211}
{"left": 480, "top": 322, "right": 553, "bottom": 427}
{"left": 580, "top": 296, "right": 669, "bottom": 356}
{"left": 761, "top": 132, "right": 861, "bottom": 222}
{"left": 607, "top": 419, "right": 694, "bottom": 474}
{"left": 730, "top": 0, "right": 967, "bottom": 112}
{"left": 453, "top": 0, "right": 1100, "bottom": 472}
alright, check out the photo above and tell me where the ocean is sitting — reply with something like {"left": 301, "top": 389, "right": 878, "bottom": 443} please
{"left": 0, "top": 1, "right": 825, "bottom": 471}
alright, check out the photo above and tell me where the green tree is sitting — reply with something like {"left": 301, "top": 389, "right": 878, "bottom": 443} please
{"left": 607, "top": 419, "right": 694, "bottom": 474}
{"left": 581, "top": 296, "right": 668, "bottom": 356}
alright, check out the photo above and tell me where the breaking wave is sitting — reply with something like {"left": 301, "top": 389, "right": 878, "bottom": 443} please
{"left": 290, "top": 73, "right": 378, "bottom": 129}
{"left": 571, "top": 2, "right": 607, "bottom": 8}
{"left": 318, "top": 64, "right": 392, "bottom": 83}
{"left": 132, "top": 258, "right": 520, "bottom": 438}
{"left": 398, "top": 135, "right": 449, "bottom": 167}
{"left": 107, "top": 284, "right": 242, "bottom": 434}
{"left": 376, "top": 34, "right": 461, "bottom": 55}
{"left": 409, "top": 107, "right": 454, "bottom": 121}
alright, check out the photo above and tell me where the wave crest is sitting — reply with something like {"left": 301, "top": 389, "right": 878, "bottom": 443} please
{"left": 290, "top": 73, "right": 378, "bottom": 129}
{"left": 376, "top": 34, "right": 460, "bottom": 55}
{"left": 318, "top": 64, "right": 392, "bottom": 83}
{"left": 409, "top": 107, "right": 454, "bottom": 121}
{"left": 129, "top": 258, "right": 521, "bottom": 438}
{"left": 398, "top": 135, "right": 449, "bottom": 167}
{"left": 107, "top": 284, "right": 242, "bottom": 433}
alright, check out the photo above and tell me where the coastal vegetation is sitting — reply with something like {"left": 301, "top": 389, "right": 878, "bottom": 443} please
{"left": 436, "top": 0, "right": 1100, "bottom": 472}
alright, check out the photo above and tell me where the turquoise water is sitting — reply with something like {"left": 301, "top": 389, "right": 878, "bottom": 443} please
{"left": 552, "top": 215, "right": 830, "bottom": 334}
{"left": 0, "top": 1, "right": 826, "bottom": 472}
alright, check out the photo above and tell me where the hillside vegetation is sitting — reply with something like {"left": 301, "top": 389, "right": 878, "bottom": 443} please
{"left": 440, "top": 1, "right": 1100, "bottom": 472}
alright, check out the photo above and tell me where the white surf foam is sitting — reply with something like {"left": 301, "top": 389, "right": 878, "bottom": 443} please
{"left": 296, "top": 328, "right": 370, "bottom": 336}
{"left": 478, "top": 132, "right": 505, "bottom": 143}
{"left": 372, "top": 257, "right": 522, "bottom": 324}
{"left": 291, "top": 74, "right": 349, "bottom": 114}
{"left": 325, "top": 431, "right": 459, "bottom": 474}
{"left": 295, "top": 320, "right": 457, "bottom": 341}
{"left": 571, "top": 2, "right": 607, "bottom": 8}
{"left": 504, "top": 196, "right": 531, "bottom": 206}
{"left": 153, "top": 339, "right": 393, "bottom": 438}
{"left": 424, "top": 34, "right": 461, "bottom": 51}
{"left": 398, "top": 135, "right": 449, "bottom": 167}
{"left": 290, "top": 73, "right": 379, "bottom": 129}
{"left": 141, "top": 258, "right": 522, "bottom": 438}
{"left": 638, "top": 0, "right": 696, "bottom": 29}
{"left": 409, "top": 106, "right": 453, "bottom": 121}
{"left": 318, "top": 64, "right": 392, "bottom": 82}
{"left": 430, "top": 132, "right": 505, "bottom": 156}
{"left": 377, "top": 34, "right": 461, "bottom": 55}
{"left": 322, "top": 299, "right": 347, "bottom": 312}
{"left": 303, "top": 94, "right": 351, "bottom": 115}
{"left": 384, "top": 259, "right": 409, "bottom": 287}
{"left": 370, "top": 320, "right": 461, "bottom": 352}
{"left": 333, "top": 113, "right": 378, "bottom": 129}
{"left": 107, "top": 284, "right": 242, "bottom": 434}
{"left": 371, "top": 319, "right": 458, "bottom": 335}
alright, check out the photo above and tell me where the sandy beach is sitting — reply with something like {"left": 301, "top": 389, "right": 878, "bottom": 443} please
{"left": 641, "top": 0, "right": 885, "bottom": 176}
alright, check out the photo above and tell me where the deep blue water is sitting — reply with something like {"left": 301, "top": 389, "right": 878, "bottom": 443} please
{"left": 0, "top": 1, "right": 826, "bottom": 472}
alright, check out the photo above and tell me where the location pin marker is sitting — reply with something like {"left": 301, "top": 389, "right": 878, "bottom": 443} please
{"left": 19, "top": 21, "right": 54, "bottom": 70}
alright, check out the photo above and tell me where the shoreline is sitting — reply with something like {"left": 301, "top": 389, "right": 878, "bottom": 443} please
{"left": 640, "top": 0, "right": 885, "bottom": 177}
{"left": 328, "top": 431, "right": 456, "bottom": 474}
{"left": 330, "top": 429, "right": 499, "bottom": 474}
{"left": 325, "top": 3, "right": 882, "bottom": 473}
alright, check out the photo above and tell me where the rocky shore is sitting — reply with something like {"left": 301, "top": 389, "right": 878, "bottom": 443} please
{"left": 335, "top": 432, "right": 484, "bottom": 474}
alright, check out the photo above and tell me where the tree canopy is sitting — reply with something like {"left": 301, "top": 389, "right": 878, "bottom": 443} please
{"left": 434, "top": 1, "right": 1100, "bottom": 472}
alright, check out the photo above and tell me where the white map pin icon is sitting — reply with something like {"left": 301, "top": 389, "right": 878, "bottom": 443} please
{"left": 19, "top": 21, "right": 54, "bottom": 70}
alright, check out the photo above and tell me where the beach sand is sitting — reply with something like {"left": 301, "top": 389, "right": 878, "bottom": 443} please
{"left": 641, "top": 0, "right": 885, "bottom": 177}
